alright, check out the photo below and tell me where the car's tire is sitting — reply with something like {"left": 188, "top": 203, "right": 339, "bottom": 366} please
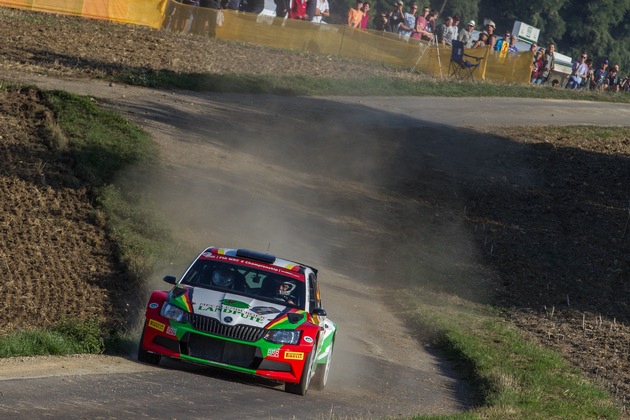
{"left": 285, "top": 347, "right": 315, "bottom": 396}
{"left": 137, "top": 325, "right": 161, "bottom": 365}
{"left": 311, "top": 337, "right": 334, "bottom": 391}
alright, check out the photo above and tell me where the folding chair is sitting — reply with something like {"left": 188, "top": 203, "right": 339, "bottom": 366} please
{"left": 448, "top": 40, "right": 483, "bottom": 81}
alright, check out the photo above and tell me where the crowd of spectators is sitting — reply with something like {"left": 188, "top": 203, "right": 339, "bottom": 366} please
{"left": 163, "top": 0, "right": 630, "bottom": 92}
{"left": 561, "top": 52, "right": 630, "bottom": 92}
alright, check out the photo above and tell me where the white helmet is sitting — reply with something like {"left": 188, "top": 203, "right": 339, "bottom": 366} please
{"left": 278, "top": 281, "right": 296, "bottom": 297}
{"left": 212, "top": 268, "right": 234, "bottom": 288}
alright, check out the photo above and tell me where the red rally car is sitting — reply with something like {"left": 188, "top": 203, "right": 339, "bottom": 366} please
{"left": 138, "top": 247, "right": 337, "bottom": 395}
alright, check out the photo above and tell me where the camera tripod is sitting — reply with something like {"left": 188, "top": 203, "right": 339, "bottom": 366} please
{"left": 411, "top": 33, "right": 443, "bottom": 78}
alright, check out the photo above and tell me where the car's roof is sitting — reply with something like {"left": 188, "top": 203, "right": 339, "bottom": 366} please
{"left": 201, "top": 247, "right": 316, "bottom": 280}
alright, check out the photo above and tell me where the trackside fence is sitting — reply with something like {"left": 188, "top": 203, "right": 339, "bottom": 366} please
{"left": 0, "top": 0, "right": 532, "bottom": 84}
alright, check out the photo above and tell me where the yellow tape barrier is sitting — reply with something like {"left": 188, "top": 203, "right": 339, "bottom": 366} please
{"left": 0, "top": 0, "right": 532, "bottom": 84}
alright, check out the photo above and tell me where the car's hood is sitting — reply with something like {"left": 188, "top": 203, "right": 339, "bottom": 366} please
{"left": 181, "top": 286, "right": 291, "bottom": 328}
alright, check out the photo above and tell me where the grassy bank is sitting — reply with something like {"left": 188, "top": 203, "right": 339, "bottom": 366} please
{"left": 401, "top": 292, "right": 620, "bottom": 419}
{"left": 115, "top": 69, "right": 630, "bottom": 104}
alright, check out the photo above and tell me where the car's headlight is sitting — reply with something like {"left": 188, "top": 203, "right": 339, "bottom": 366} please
{"left": 263, "top": 330, "right": 301, "bottom": 345}
{"left": 160, "top": 302, "right": 189, "bottom": 322}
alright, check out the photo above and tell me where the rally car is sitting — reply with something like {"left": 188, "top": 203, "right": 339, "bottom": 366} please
{"left": 138, "top": 247, "right": 336, "bottom": 395}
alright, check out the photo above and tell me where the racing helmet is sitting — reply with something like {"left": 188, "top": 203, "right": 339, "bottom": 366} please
{"left": 277, "top": 281, "right": 296, "bottom": 297}
{"left": 211, "top": 268, "right": 235, "bottom": 288}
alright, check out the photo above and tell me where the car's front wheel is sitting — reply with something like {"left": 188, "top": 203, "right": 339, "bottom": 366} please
{"left": 285, "top": 347, "right": 315, "bottom": 395}
{"left": 137, "top": 324, "right": 161, "bottom": 365}
{"left": 311, "top": 337, "right": 334, "bottom": 391}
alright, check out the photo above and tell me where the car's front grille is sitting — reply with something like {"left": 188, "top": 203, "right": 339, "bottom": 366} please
{"left": 189, "top": 313, "right": 266, "bottom": 342}
{"left": 184, "top": 334, "right": 258, "bottom": 368}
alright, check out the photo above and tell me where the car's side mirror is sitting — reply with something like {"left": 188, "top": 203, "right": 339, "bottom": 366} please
{"left": 163, "top": 275, "right": 177, "bottom": 285}
{"left": 312, "top": 307, "right": 327, "bottom": 317}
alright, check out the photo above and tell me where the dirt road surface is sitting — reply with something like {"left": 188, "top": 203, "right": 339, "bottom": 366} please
{"left": 2, "top": 72, "right": 630, "bottom": 418}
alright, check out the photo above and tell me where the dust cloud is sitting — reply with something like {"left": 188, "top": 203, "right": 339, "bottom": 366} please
{"left": 116, "top": 92, "right": 524, "bottom": 411}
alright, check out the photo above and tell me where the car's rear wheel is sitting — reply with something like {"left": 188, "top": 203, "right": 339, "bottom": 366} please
{"left": 285, "top": 347, "right": 315, "bottom": 395}
{"left": 137, "top": 324, "right": 161, "bottom": 365}
{"left": 311, "top": 337, "right": 334, "bottom": 391}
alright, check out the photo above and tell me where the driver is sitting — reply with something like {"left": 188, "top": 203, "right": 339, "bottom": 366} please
{"left": 277, "top": 281, "right": 297, "bottom": 305}
{"left": 211, "top": 268, "right": 235, "bottom": 289}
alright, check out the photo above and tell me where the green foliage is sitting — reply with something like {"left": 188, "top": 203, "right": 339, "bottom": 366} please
{"left": 113, "top": 69, "right": 630, "bottom": 103}
{"left": 0, "top": 319, "right": 104, "bottom": 357}
{"left": 43, "top": 90, "right": 156, "bottom": 186}
{"left": 97, "top": 185, "right": 172, "bottom": 282}
{"left": 403, "top": 293, "right": 621, "bottom": 419}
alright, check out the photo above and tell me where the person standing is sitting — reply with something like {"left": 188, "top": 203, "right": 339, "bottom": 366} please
{"left": 289, "top": 0, "right": 308, "bottom": 20}
{"left": 566, "top": 52, "right": 589, "bottom": 89}
{"left": 540, "top": 43, "right": 555, "bottom": 84}
{"left": 592, "top": 59, "right": 609, "bottom": 91}
{"left": 449, "top": 15, "right": 460, "bottom": 41}
{"left": 360, "top": 1, "right": 371, "bottom": 29}
{"left": 347, "top": 0, "right": 364, "bottom": 28}
{"left": 606, "top": 64, "right": 622, "bottom": 92}
{"left": 472, "top": 31, "right": 488, "bottom": 49}
{"left": 398, "top": 3, "right": 418, "bottom": 39}
{"left": 458, "top": 20, "right": 475, "bottom": 48}
{"left": 582, "top": 58, "right": 594, "bottom": 89}
{"left": 435, "top": 16, "right": 453, "bottom": 45}
{"left": 372, "top": 10, "right": 388, "bottom": 30}
{"left": 389, "top": 0, "right": 405, "bottom": 33}
{"left": 531, "top": 49, "right": 545, "bottom": 84}
{"left": 484, "top": 20, "right": 497, "bottom": 49}
{"left": 397, "top": 3, "right": 418, "bottom": 39}
{"left": 507, "top": 34, "right": 518, "bottom": 54}
{"left": 310, "top": 0, "right": 329, "bottom": 23}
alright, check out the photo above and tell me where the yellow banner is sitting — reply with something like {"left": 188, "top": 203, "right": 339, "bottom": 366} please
{"left": 0, "top": 0, "right": 532, "bottom": 84}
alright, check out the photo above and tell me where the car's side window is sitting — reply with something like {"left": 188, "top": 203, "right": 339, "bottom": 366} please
{"left": 308, "top": 273, "right": 320, "bottom": 310}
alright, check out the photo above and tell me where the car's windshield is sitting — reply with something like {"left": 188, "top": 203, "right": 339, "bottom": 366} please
{"left": 180, "top": 260, "right": 305, "bottom": 309}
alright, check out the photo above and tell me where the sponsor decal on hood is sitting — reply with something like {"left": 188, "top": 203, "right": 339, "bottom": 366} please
{"left": 192, "top": 288, "right": 288, "bottom": 327}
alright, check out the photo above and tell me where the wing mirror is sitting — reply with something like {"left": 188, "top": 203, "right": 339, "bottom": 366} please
{"left": 163, "top": 275, "right": 177, "bottom": 285}
{"left": 312, "top": 307, "right": 327, "bottom": 317}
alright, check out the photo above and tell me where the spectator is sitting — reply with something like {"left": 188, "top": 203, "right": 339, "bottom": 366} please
{"left": 435, "top": 16, "right": 453, "bottom": 45}
{"left": 494, "top": 32, "right": 511, "bottom": 54}
{"left": 606, "top": 64, "right": 622, "bottom": 92}
{"left": 449, "top": 15, "right": 460, "bottom": 41}
{"left": 540, "top": 43, "right": 555, "bottom": 84}
{"left": 359, "top": 1, "right": 370, "bottom": 29}
{"left": 621, "top": 75, "right": 630, "bottom": 92}
{"left": 397, "top": 3, "right": 418, "bottom": 40}
{"left": 529, "top": 43, "right": 537, "bottom": 53}
{"left": 289, "top": 0, "right": 308, "bottom": 19}
{"left": 411, "top": 5, "right": 431, "bottom": 40}
{"left": 427, "top": 9, "right": 439, "bottom": 34}
{"left": 472, "top": 31, "right": 488, "bottom": 49}
{"left": 581, "top": 58, "right": 594, "bottom": 89}
{"left": 458, "top": 20, "right": 475, "bottom": 48}
{"left": 592, "top": 60, "right": 609, "bottom": 91}
{"left": 484, "top": 20, "right": 497, "bottom": 49}
{"left": 424, "top": 9, "right": 438, "bottom": 40}
{"left": 566, "top": 52, "right": 589, "bottom": 89}
{"left": 420, "top": 5, "right": 430, "bottom": 20}
{"left": 311, "top": 0, "right": 329, "bottom": 23}
{"left": 305, "top": 0, "right": 316, "bottom": 21}
{"left": 372, "top": 10, "right": 388, "bottom": 30}
{"left": 508, "top": 33, "right": 518, "bottom": 54}
{"left": 347, "top": 0, "right": 364, "bottom": 28}
{"left": 273, "top": 0, "right": 289, "bottom": 17}
{"left": 389, "top": 0, "right": 405, "bottom": 33}
{"left": 531, "top": 49, "right": 545, "bottom": 84}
